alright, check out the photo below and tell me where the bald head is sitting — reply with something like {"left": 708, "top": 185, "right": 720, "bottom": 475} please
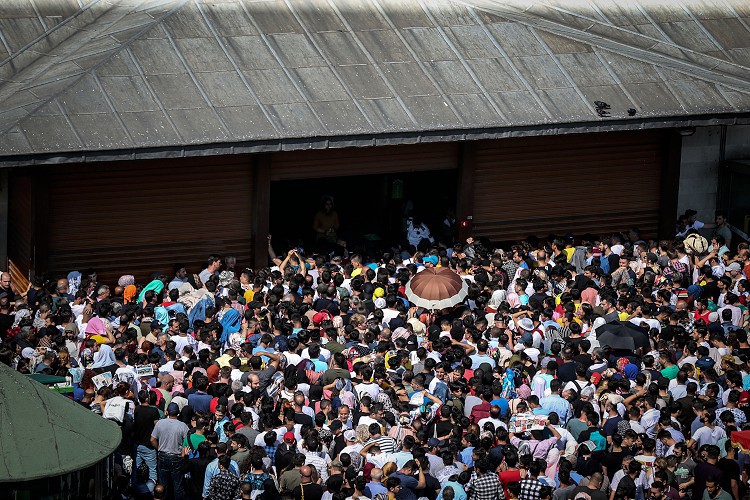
{"left": 161, "top": 374, "right": 174, "bottom": 388}
{"left": 589, "top": 472, "right": 603, "bottom": 488}
{"left": 247, "top": 373, "right": 260, "bottom": 389}
{"left": 300, "top": 465, "right": 312, "bottom": 483}
{"left": 56, "top": 278, "right": 69, "bottom": 293}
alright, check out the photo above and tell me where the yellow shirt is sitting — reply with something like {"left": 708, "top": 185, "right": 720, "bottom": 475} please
{"left": 563, "top": 247, "right": 575, "bottom": 262}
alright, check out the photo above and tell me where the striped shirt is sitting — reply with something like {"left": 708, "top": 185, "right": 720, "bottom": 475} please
{"left": 367, "top": 435, "right": 398, "bottom": 454}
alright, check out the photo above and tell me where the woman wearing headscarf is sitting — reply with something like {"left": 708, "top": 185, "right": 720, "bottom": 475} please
{"left": 137, "top": 278, "right": 165, "bottom": 305}
{"left": 91, "top": 344, "right": 118, "bottom": 374}
{"left": 123, "top": 284, "right": 137, "bottom": 304}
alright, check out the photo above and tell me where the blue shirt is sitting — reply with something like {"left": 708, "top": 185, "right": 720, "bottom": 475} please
{"left": 490, "top": 398, "right": 510, "bottom": 418}
{"left": 365, "top": 482, "right": 389, "bottom": 498}
{"left": 438, "top": 481, "right": 467, "bottom": 500}
{"left": 187, "top": 392, "right": 212, "bottom": 413}
{"left": 459, "top": 447, "right": 475, "bottom": 467}
{"left": 215, "top": 416, "right": 230, "bottom": 443}
{"left": 539, "top": 394, "right": 572, "bottom": 425}
{"left": 202, "top": 457, "right": 239, "bottom": 498}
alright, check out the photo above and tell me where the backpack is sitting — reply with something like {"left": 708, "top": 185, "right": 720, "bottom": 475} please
{"left": 184, "top": 429, "right": 200, "bottom": 459}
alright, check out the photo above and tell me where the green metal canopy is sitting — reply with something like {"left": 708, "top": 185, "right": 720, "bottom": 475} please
{"left": 0, "top": 362, "right": 121, "bottom": 482}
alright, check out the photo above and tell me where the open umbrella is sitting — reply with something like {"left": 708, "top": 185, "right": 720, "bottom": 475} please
{"left": 596, "top": 321, "right": 650, "bottom": 350}
{"left": 731, "top": 430, "right": 750, "bottom": 453}
{"left": 405, "top": 268, "right": 468, "bottom": 310}
{"left": 595, "top": 330, "right": 636, "bottom": 350}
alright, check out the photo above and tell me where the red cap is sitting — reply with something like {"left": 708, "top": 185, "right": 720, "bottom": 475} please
{"left": 590, "top": 372, "right": 602, "bottom": 386}
{"left": 313, "top": 311, "right": 333, "bottom": 324}
{"left": 284, "top": 431, "right": 296, "bottom": 442}
{"left": 739, "top": 391, "right": 750, "bottom": 405}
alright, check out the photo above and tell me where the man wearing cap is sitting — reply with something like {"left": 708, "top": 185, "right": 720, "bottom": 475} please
{"left": 339, "top": 429, "right": 363, "bottom": 471}
{"left": 151, "top": 402, "right": 190, "bottom": 499}
{"left": 420, "top": 438, "right": 444, "bottom": 476}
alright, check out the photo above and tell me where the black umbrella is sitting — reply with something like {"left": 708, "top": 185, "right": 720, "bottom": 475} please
{"left": 596, "top": 321, "right": 650, "bottom": 350}
{"left": 596, "top": 330, "right": 636, "bottom": 350}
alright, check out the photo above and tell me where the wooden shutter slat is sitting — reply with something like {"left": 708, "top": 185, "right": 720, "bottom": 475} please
{"left": 44, "top": 156, "right": 254, "bottom": 285}
{"left": 471, "top": 131, "right": 665, "bottom": 242}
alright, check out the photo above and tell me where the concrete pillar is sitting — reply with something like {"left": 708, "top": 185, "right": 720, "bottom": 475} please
{"left": 0, "top": 169, "right": 8, "bottom": 271}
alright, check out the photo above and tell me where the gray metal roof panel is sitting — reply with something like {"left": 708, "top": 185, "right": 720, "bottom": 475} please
{"left": 377, "top": 1, "right": 433, "bottom": 29}
{"left": 485, "top": 22, "right": 547, "bottom": 57}
{"left": 193, "top": 71, "right": 256, "bottom": 107}
{"left": 557, "top": 52, "right": 617, "bottom": 87}
{"left": 59, "top": 75, "right": 115, "bottom": 114}
{"left": 400, "top": 27, "right": 457, "bottom": 61}
{"left": 309, "top": 100, "right": 372, "bottom": 135}
{"left": 118, "top": 109, "right": 181, "bottom": 144}
{"left": 68, "top": 112, "right": 133, "bottom": 149}
{"left": 130, "top": 38, "right": 186, "bottom": 74}
{"left": 401, "top": 94, "right": 461, "bottom": 128}
{"left": 215, "top": 105, "right": 277, "bottom": 138}
{"left": 2, "top": 0, "right": 750, "bottom": 161}
{"left": 446, "top": 24, "right": 506, "bottom": 59}
{"left": 334, "top": 1, "right": 391, "bottom": 31}
{"left": 165, "top": 107, "right": 231, "bottom": 142}
{"left": 425, "top": 60, "right": 481, "bottom": 94}
{"left": 266, "top": 102, "right": 322, "bottom": 136}
{"left": 241, "top": 68, "right": 304, "bottom": 104}
{"left": 311, "top": 32, "right": 370, "bottom": 66}
{"left": 465, "top": 58, "right": 525, "bottom": 92}
{"left": 173, "top": 37, "right": 235, "bottom": 72}
{"left": 202, "top": 2, "right": 260, "bottom": 37}
{"left": 381, "top": 61, "right": 438, "bottom": 97}
{"left": 223, "top": 35, "right": 279, "bottom": 70}
{"left": 98, "top": 75, "right": 160, "bottom": 113}
{"left": 702, "top": 18, "right": 750, "bottom": 50}
{"left": 248, "top": 0, "right": 304, "bottom": 35}
{"left": 622, "top": 82, "right": 685, "bottom": 114}
{"left": 336, "top": 64, "right": 394, "bottom": 99}
{"left": 288, "top": 1, "right": 347, "bottom": 32}
{"left": 357, "top": 29, "right": 415, "bottom": 64}
{"left": 266, "top": 32, "right": 328, "bottom": 68}
{"left": 21, "top": 114, "right": 80, "bottom": 150}
{"left": 446, "top": 92, "right": 506, "bottom": 127}
{"left": 511, "top": 55, "right": 570, "bottom": 90}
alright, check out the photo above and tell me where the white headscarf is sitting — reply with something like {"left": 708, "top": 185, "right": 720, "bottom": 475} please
{"left": 91, "top": 344, "right": 116, "bottom": 369}
{"left": 488, "top": 289, "right": 507, "bottom": 309}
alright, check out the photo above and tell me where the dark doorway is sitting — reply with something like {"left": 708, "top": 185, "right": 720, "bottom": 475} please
{"left": 270, "top": 169, "right": 458, "bottom": 254}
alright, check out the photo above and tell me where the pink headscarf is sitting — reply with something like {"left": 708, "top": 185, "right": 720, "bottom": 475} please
{"left": 85, "top": 317, "right": 106, "bottom": 336}
{"left": 581, "top": 287, "right": 599, "bottom": 306}
{"left": 392, "top": 327, "right": 410, "bottom": 342}
{"left": 506, "top": 293, "right": 521, "bottom": 309}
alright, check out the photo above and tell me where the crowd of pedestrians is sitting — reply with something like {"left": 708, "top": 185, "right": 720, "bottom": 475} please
{"left": 1, "top": 209, "right": 749, "bottom": 500}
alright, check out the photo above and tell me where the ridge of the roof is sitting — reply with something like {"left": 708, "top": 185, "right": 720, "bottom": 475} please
{"left": 0, "top": 0, "right": 187, "bottom": 136}
{"left": 458, "top": 0, "right": 750, "bottom": 93}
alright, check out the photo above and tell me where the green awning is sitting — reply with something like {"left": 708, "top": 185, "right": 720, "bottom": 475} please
{"left": 0, "top": 362, "right": 121, "bottom": 482}
{"left": 25, "top": 373, "right": 67, "bottom": 385}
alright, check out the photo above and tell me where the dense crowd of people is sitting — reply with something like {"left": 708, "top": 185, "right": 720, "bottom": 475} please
{"left": 1, "top": 209, "right": 750, "bottom": 500}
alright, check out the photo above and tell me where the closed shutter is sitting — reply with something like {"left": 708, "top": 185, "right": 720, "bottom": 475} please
{"left": 472, "top": 131, "right": 665, "bottom": 242}
{"left": 45, "top": 156, "right": 253, "bottom": 285}
{"left": 7, "top": 173, "right": 33, "bottom": 292}
{"left": 271, "top": 143, "right": 458, "bottom": 181}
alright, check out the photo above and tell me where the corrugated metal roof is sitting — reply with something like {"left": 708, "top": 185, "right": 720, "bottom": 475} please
{"left": 1, "top": 0, "right": 750, "bottom": 165}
